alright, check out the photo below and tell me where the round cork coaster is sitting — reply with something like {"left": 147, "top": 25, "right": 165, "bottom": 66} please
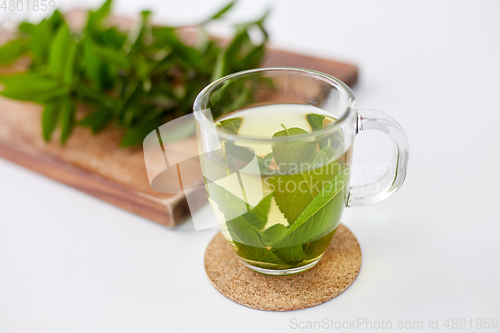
{"left": 204, "top": 223, "right": 361, "bottom": 311}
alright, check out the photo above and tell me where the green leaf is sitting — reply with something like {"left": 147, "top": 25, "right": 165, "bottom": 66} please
{"left": 94, "top": 0, "right": 113, "bottom": 21}
{"left": 63, "top": 40, "right": 78, "bottom": 84}
{"left": 272, "top": 244, "right": 306, "bottom": 264}
{"left": 76, "top": 85, "right": 116, "bottom": 110}
{"left": 311, "top": 142, "right": 336, "bottom": 166}
{"left": 307, "top": 113, "right": 325, "bottom": 131}
{"left": 205, "top": 180, "right": 248, "bottom": 218}
{"left": 272, "top": 126, "right": 317, "bottom": 172}
{"left": 48, "top": 10, "right": 65, "bottom": 31}
{"left": 270, "top": 125, "right": 342, "bottom": 225}
{"left": 269, "top": 173, "right": 314, "bottom": 225}
{"left": 150, "top": 49, "right": 174, "bottom": 74}
{"left": 236, "top": 236, "right": 286, "bottom": 267}
{"left": 151, "top": 27, "right": 202, "bottom": 68}
{"left": 92, "top": 44, "right": 131, "bottom": 70}
{"left": 206, "top": 181, "right": 282, "bottom": 264}
{"left": 203, "top": 0, "right": 237, "bottom": 23}
{"left": 81, "top": 38, "right": 114, "bottom": 90}
{"left": 0, "top": 72, "right": 39, "bottom": 85}
{"left": 273, "top": 169, "right": 349, "bottom": 248}
{"left": 211, "top": 48, "right": 227, "bottom": 81}
{"left": 134, "top": 55, "right": 150, "bottom": 82}
{"left": 224, "top": 29, "right": 251, "bottom": 68}
{"left": 223, "top": 143, "right": 255, "bottom": 168}
{"left": 231, "top": 216, "right": 286, "bottom": 266}
{"left": 120, "top": 113, "right": 165, "bottom": 147}
{"left": 239, "top": 44, "right": 266, "bottom": 68}
{"left": 99, "top": 27, "right": 127, "bottom": 49}
{"left": 269, "top": 161, "right": 345, "bottom": 225}
{"left": 258, "top": 152, "right": 274, "bottom": 175}
{"left": 42, "top": 102, "right": 60, "bottom": 141}
{"left": 79, "top": 107, "right": 112, "bottom": 133}
{"left": 173, "top": 44, "right": 202, "bottom": 68}
{"left": 226, "top": 214, "right": 264, "bottom": 247}
{"left": 128, "top": 10, "right": 152, "bottom": 51}
{"left": 306, "top": 113, "right": 344, "bottom": 149}
{"left": 49, "top": 24, "right": 72, "bottom": 78}
{"left": 247, "top": 192, "right": 273, "bottom": 230}
{"left": 115, "top": 80, "right": 141, "bottom": 120}
{"left": 18, "top": 22, "right": 35, "bottom": 34}
{"left": 261, "top": 223, "right": 287, "bottom": 246}
{"left": 30, "top": 19, "right": 51, "bottom": 65}
{"left": 60, "top": 98, "right": 76, "bottom": 144}
{"left": 0, "top": 74, "right": 70, "bottom": 103}
{"left": 302, "top": 228, "right": 337, "bottom": 259}
{"left": 0, "top": 40, "right": 27, "bottom": 65}
{"left": 216, "top": 117, "right": 242, "bottom": 134}
{"left": 0, "top": 0, "right": 270, "bottom": 147}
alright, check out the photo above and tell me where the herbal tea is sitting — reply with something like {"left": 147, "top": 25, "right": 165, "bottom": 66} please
{"left": 205, "top": 104, "right": 352, "bottom": 274}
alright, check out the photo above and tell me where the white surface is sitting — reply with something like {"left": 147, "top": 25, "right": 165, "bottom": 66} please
{"left": 1, "top": 0, "right": 500, "bottom": 332}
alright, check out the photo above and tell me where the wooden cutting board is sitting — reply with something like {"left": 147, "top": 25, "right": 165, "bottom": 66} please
{"left": 0, "top": 11, "right": 358, "bottom": 227}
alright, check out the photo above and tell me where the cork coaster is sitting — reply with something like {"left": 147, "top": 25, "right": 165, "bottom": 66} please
{"left": 204, "top": 223, "right": 361, "bottom": 311}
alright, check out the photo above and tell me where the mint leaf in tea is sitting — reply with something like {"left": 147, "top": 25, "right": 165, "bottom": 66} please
{"left": 208, "top": 104, "right": 352, "bottom": 273}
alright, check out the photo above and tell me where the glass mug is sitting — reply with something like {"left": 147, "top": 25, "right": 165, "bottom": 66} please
{"left": 193, "top": 68, "right": 409, "bottom": 275}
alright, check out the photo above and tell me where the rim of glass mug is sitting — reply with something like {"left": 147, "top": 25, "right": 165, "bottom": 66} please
{"left": 193, "top": 67, "right": 356, "bottom": 143}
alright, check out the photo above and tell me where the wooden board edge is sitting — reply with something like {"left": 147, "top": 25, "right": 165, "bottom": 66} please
{"left": 0, "top": 141, "right": 180, "bottom": 227}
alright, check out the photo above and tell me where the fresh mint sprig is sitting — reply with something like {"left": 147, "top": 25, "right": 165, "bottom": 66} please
{"left": 0, "top": 0, "right": 269, "bottom": 146}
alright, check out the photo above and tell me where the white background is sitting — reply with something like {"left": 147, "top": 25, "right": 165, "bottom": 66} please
{"left": 1, "top": 0, "right": 499, "bottom": 332}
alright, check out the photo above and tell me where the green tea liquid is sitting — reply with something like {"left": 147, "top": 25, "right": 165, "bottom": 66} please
{"left": 209, "top": 104, "right": 352, "bottom": 273}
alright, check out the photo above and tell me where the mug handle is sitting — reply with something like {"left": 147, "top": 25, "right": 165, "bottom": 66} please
{"left": 347, "top": 109, "right": 410, "bottom": 207}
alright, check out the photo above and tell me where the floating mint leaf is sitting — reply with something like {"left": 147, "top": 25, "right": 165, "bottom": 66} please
{"left": 307, "top": 113, "right": 325, "bottom": 131}
{"left": 217, "top": 117, "right": 242, "bottom": 134}
{"left": 272, "top": 126, "right": 317, "bottom": 171}
{"left": 306, "top": 113, "right": 344, "bottom": 149}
